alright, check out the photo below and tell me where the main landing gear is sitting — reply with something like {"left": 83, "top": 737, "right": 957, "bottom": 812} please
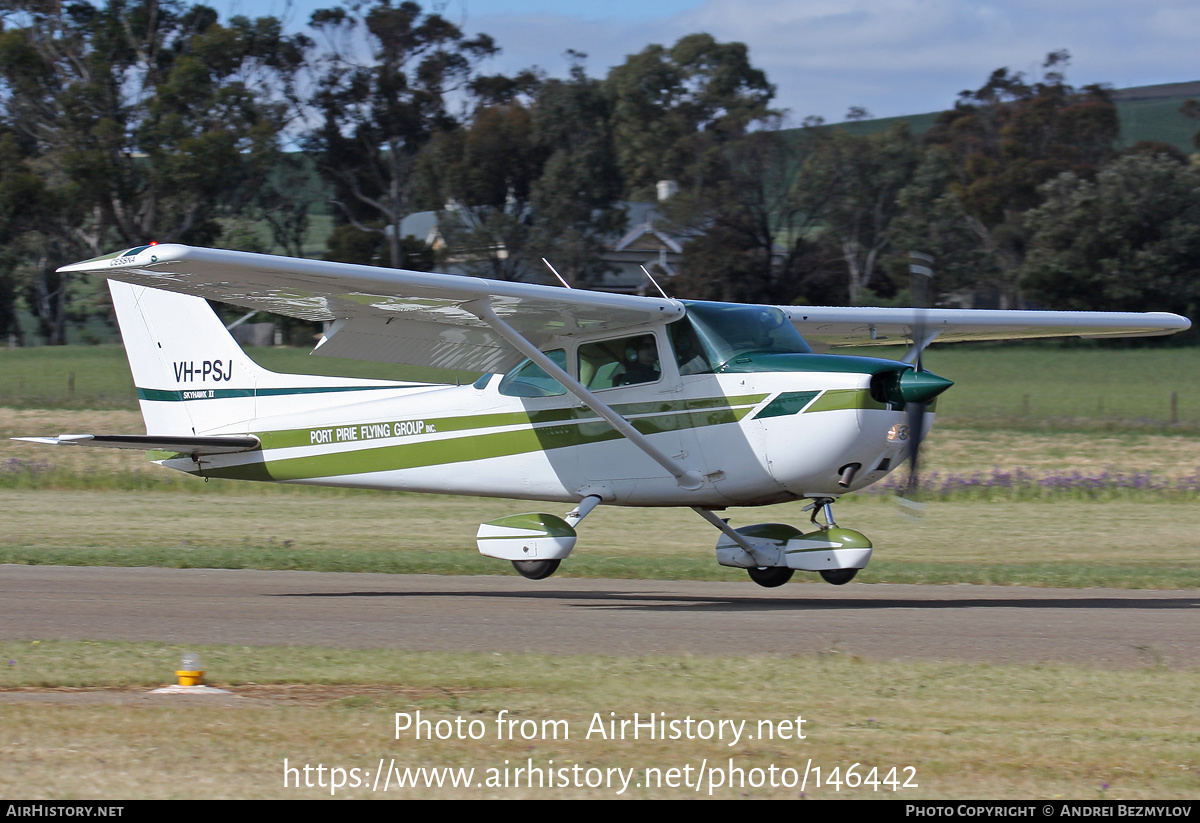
{"left": 511, "top": 559, "right": 561, "bottom": 580}
{"left": 700, "top": 497, "right": 873, "bottom": 588}
{"left": 746, "top": 566, "right": 794, "bottom": 588}
{"left": 476, "top": 496, "right": 602, "bottom": 580}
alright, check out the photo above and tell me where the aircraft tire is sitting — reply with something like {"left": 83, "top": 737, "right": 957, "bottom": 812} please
{"left": 747, "top": 566, "right": 794, "bottom": 588}
{"left": 819, "top": 568, "right": 858, "bottom": 585}
{"left": 512, "top": 559, "right": 561, "bottom": 580}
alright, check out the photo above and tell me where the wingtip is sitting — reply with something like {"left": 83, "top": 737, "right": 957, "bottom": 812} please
{"left": 56, "top": 243, "right": 190, "bottom": 274}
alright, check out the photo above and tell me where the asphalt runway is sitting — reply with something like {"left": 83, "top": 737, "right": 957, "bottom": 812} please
{"left": 2, "top": 565, "right": 1197, "bottom": 668}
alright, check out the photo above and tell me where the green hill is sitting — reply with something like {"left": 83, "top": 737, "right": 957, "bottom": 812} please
{"left": 824, "top": 80, "right": 1200, "bottom": 155}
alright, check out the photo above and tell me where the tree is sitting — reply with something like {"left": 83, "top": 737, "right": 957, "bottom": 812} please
{"left": 605, "top": 33, "right": 774, "bottom": 200}
{"left": 413, "top": 55, "right": 623, "bottom": 287}
{"left": 605, "top": 34, "right": 796, "bottom": 299}
{"left": 922, "top": 51, "right": 1119, "bottom": 306}
{"left": 885, "top": 146, "right": 999, "bottom": 306}
{"left": 0, "top": 0, "right": 306, "bottom": 341}
{"left": 253, "top": 152, "right": 318, "bottom": 260}
{"left": 416, "top": 99, "right": 544, "bottom": 281}
{"left": 0, "top": 129, "right": 63, "bottom": 343}
{"left": 671, "top": 125, "right": 812, "bottom": 304}
{"left": 0, "top": 1, "right": 306, "bottom": 250}
{"left": 793, "top": 123, "right": 920, "bottom": 305}
{"left": 304, "top": 0, "right": 497, "bottom": 268}
{"left": 1021, "top": 152, "right": 1200, "bottom": 317}
{"left": 525, "top": 59, "right": 625, "bottom": 287}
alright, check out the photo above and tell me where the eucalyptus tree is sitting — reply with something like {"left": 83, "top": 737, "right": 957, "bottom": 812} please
{"left": 415, "top": 54, "right": 623, "bottom": 288}
{"left": 0, "top": 0, "right": 307, "bottom": 341}
{"left": 605, "top": 33, "right": 775, "bottom": 200}
{"left": 525, "top": 58, "right": 625, "bottom": 287}
{"left": 304, "top": 0, "right": 498, "bottom": 268}
{"left": 412, "top": 62, "right": 542, "bottom": 281}
{"left": 921, "top": 51, "right": 1119, "bottom": 307}
{"left": 1021, "top": 151, "right": 1200, "bottom": 318}
{"left": 793, "top": 123, "right": 920, "bottom": 305}
{"left": 606, "top": 34, "right": 796, "bottom": 299}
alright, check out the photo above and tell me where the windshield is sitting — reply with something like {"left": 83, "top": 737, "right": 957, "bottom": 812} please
{"left": 679, "top": 301, "right": 812, "bottom": 371}
{"left": 497, "top": 349, "right": 567, "bottom": 397}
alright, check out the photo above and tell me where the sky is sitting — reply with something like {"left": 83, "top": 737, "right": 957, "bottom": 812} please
{"left": 225, "top": 0, "right": 1200, "bottom": 123}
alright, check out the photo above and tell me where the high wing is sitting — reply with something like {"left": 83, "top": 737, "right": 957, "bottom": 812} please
{"left": 60, "top": 245, "right": 1190, "bottom": 369}
{"left": 780, "top": 306, "right": 1191, "bottom": 351}
{"left": 60, "top": 244, "right": 684, "bottom": 373}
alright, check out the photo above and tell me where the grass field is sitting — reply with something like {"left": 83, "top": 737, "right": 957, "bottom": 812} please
{"left": 2, "top": 485, "right": 1199, "bottom": 587}
{"left": 2, "top": 641, "right": 1197, "bottom": 799}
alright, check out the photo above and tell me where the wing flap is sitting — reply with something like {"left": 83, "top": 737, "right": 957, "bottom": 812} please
{"left": 314, "top": 315, "right": 526, "bottom": 372}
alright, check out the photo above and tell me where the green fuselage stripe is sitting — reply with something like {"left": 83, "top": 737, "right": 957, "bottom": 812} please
{"left": 253, "top": 393, "right": 770, "bottom": 450}
{"left": 137, "top": 385, "right": 405, "bottom": 402}
{"left": 178, "top": 388, "right": 886, "bottom": 482}
{"left": 198, "top": 405, "right": 757, "bottom": 481}
{"left": 802, "top": 388, "right": 889, "bottom": 413}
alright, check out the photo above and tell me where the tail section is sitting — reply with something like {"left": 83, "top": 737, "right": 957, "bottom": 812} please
{"left": 109, "top": 281, "right": 412, "bottom": 436}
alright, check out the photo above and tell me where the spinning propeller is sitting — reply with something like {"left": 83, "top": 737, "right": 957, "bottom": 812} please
{"left": 901, "top": 252, "right": 937, "bottom": 513}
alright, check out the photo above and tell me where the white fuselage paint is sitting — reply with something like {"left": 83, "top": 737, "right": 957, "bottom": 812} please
{"left": 160, "top": 366, "right": 920, "bottom": 509}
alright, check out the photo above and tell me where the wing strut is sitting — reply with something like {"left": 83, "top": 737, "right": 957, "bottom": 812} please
{"left": 466, "top": 299, "right": 704, "bottom": 490}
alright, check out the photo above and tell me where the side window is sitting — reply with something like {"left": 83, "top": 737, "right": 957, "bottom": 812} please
{"left": 578, "top": 334, "right": 660, "bottom": 390}
{"left": 498, "top": 350, "right": 567, "bottom": 397}
{"left": 668, "top": 319, "right": 714, "bottom": 376}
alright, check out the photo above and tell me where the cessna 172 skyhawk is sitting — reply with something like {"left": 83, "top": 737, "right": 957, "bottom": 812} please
{"left": 16, "top": 244, "right": 1191, "bottom": 587}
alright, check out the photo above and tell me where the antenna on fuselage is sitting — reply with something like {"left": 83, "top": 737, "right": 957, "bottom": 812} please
{"left": 640, "top": 265, "right": 670, "bottom": 299}
{"left": 542, "top": 258, "right": 571, "bottom": 289}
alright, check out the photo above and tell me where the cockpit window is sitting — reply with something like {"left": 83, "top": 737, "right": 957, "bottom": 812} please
{"left": 668, "top": 319, "right": 714, "bottom": 375}
{"left": 497, "top": 349, "right": 567, "bottom": 397}
{"left": 578, "top": 334, "right": 660, "bottom": 389}
{"left": 680, "top": 302, "right": 813, "bottom": 370}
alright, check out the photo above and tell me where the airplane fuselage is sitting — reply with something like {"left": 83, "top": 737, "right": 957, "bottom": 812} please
{"left": 162, "top": 358, "right": 924, "bottom": 509}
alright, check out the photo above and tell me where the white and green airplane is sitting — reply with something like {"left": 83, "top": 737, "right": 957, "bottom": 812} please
{"left": 16, "top": 244, "right": 1191, "bottom": 587}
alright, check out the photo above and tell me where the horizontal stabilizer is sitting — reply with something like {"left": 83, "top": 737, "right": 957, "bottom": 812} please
{"left": 12, "top": 434, "right": 260, "bottom": 454}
